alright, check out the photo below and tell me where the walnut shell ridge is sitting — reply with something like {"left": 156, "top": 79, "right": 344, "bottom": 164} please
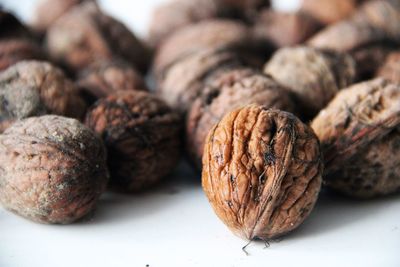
{"left": 202, "top": 105, "right": 323, "bottom": 240}
{"left": 0, "top": 115, "right": 109, "bottom": 224}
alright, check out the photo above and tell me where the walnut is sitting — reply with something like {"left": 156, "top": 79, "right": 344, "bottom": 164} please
{"left": 46, "top": 2, "right": 151, "bottom": 73}
{"left": 264, "top": 46, "right": 356, "bottom": 119}
{"left": 153, "top": 19, "right": 269, "bottom": 78}
{"left": 85, "top": 91, "right": 182, "bottom": 192}
{"left": 157, "top": 48, "right": 247, "bottom": 113}
{"left": 0, "top": 115, "right": 109, "bottom": 224}
{"left": 202, "top": 105, "right": 323, "bottom": 240}
{"left": 148, "top": 0, "right": 270, "bottom": 47}
{"left": 0, "top": 60, "right": 86, "bottom": 120}
{"left": 77, "top": 59, "right": 147, "bottom": 105}
{"left": 32, "top": 0, "right": 94, "bottom": 33}
{"left": 187, "top": 68, "right": 296, "bottom": 168}
{"left": 376, "top": 51, "right": 400, "bottom": 83}
{"left": 254, "top": 10, "right": 321, "bottom": 48}
{"left": 308, "top": 0, "right": 400, "bottom": 52}
{"left": 311, "top": 78, "right": 400, "bottom": 198}
{"left": 0, "top": 39, "right": 46, "bottom": 71}
{"left": 301, "top": 0, "right": 365, "bottom": 25}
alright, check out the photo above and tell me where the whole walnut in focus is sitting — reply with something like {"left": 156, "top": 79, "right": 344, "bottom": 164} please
{"left": 153, "top": 19, "right": 270, "bottom": 78}
{"left": 254, "top": 10, "right": 321, "bottom": 48}
{"left": 46, "top": 2, "right": 151, "bottom": 73}
{"left": 187, "top": 68, "right": 296, "bottom": 168}
{"left": 0, "top": 61, "right": 86, "bottom": 120}
{"left": 32, "top": 0, "right": 94, "bottom": 33}
{"left": 0, "top": 115, "right": 109, "bottom": 224}
{"left": 0, "top": 40, "right": 46, "bottom": 71}
{"left": 203, "top": 105, "right": 323, "bottom": 240}
{"left": 376, "top": 51, "right": 400, "bottom": 83}
{"left": 148, "top": 0, "right": 270, "bottom": 47}
{"left": 312, "top": 78, "right": 400, "bottom": 198}
{"left": 85, "top": 91, "right": 182, "bottom": 192}
{"left": 157, "top": 48, "right": 248, "bottom": 113}
{"left": 308, "top": 0, "right": 400, "bottom": 52}
{"left": 77, "top": 59, "right": 147, "bottom": 105}
{"left": 264, "top": 46, "right": 356, "bottom": 119}
{"left": 301, "top": 0, "right": 365, "bottom": 25}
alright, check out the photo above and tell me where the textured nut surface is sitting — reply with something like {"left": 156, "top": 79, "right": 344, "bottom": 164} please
{"left": 0, "top": 60, "right": 86, "bottom": 119}
{"left": 311, "top": 78, "right": 400, "bottom": 198}
{"left": 0, "top": 39, "right": 46, "bottom": 71}
{"left": 0, "top": 84, "right": 46, "bottom": 132}
{"left": 153, "top": 19, "right": 256, "bottom": 76}
{"left": 46, "top": 2, "right": 150, "bottom": 73}
{"left": 254, "top": 10, "right": 321, "bottom": 47}
{"left": 264, "top": 46, "right": 356, "bottom": 118}
{"left": 85, "top": 91, "right": 182, "bottom": 192}
{"left": 376, "top": 51, "right": 400, "bottom": 83}
{"left": 77, "top": 59, "right": 146, "bottom": 104}
{"left": 187, "top": 69, "right": 295, "bottom": 168}
{"left": 157, "top": 48, "right": 244, "bottom": 112}
{"left": 0, "top": 115, "right": 109, "bottom": 223}
{"left": 203, "top": 106, "right": 322, "bottom": 240}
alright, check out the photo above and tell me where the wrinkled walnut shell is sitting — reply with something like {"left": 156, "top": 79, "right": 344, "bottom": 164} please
{"left": 264, "top": 46, "right": 356, "bottom": 119}
{"left": 0, "top": 60, "right": 86, "bottom": 120}
{"left": 46, "top": 2, "right": 150, "bottom": 73}
{"left": 187, "top": 68, "right": 295, "bottom": 168}
{"left": 203, "top": 105, "right": 323, "bottom": 240}
{"left": 0, "top": 39, "right": 46, "bottom": 71}
{"left": 254, "top": 10, "right": 321, "bottom": 48}
{"left": 77, "top": 59, "right": 146, "bottom": 105}
{"left": 0, "top": 115, "right": 109, "bottom": 224}
{"left": 376, "top": 51, "right": 400, "bottom": 83}
{"left": 85, "top": 91, "right": 182, "bottom": 192}
{"left": 311, "top": 78, "right": 400, "bottom": 198}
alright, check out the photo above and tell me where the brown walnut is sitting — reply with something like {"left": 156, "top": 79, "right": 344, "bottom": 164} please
{"left": 187, "top": 68, "right": 296, "bottom": 168}
{"left": 264, "top": 46, "right": 356, "bottom": 119}
{"left": 0, "top": 39, "right": 46, "bottom": 71}
{"left": 311, "top": 78, "right": 400, "bottom": 198}
{"left": 376, "top": 51, "right": 400, "bottom": 83}
{"left": 0, "top": 115, "right": 109, "bottom": 224}
{"left": 0, "top": 60, "right": 86, "bottom": 120}
{"left": 85, "top": 91, "right": 182, "bottom": 192}
{"left": 202, "top": 105, "right": 323, "bottom": 240}
{"left": 46, "top": 2, "right": 151, "bottom": 73}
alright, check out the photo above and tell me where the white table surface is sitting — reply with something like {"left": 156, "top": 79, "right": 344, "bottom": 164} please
{"left": 0, "top": 1, "right": 399, "bottom": 266}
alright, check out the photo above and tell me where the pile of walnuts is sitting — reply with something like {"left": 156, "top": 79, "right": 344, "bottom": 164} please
{"left": 0, "top": 0, "right": 399, "bottom": 245}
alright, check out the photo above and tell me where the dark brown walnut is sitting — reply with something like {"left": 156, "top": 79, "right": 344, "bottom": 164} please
{"left": 0, "top": 84, "right": 47, "bottom": 133}
{"left": 376, "top": 51, "right": 400, "bottom": 83}
{"left": 46, "top": 2, "right": 151, "bottom": 73}
{"left": 77, "top": 59, "right": 147, "bottom": 105}
{"left": 0, "top": 39, "right": 46, "bottom": 71}
{"left": 148, "top": 0, "right": 270, "bottom": 47}
{"left": 311, "top": 78, "right": 400, "bottom": 198}
{"left": 301, "top": 0, "right": 365, "bottom": 25}
{"left": 264, "top": 46, "right": 356, "bottom": 119}
{"left": 32, "top": 0, "right": 95, "bottom": 33}
{"left": 0, "top": 60, "right": 86, "bottom": 120}
{"left": 254, "top": 10, "right": 321, "bottom": 48}
{"left": 0, "top": 9, "right": 33, "bottom": 40}
{"left": 202, "top": 105, "right": 323, "bottom": 240}
{"left": 351, "top": 43, "right": 397, "bottom": 81}
{"left": 85, "top": 91, "right": 182, "bottom": 192}
{"left": 187, "top": 68, "right": 296, "bottom": 168}
{"left": 308, "top": 0, "right": 400, "bottom": 52}
{"left": 157, "top": 48, "right": 248, "bottom": 113}
{"left": 153, "top": 19, "right": 270, "bottom": 78}
{"left": 0, "top": 115, "right": 109, "bottom": 224}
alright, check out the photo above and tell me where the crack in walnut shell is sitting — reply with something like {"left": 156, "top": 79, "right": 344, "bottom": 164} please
{"left": 85, "top": 91, "right": 182, "bottom": 192}
{"left": 0, "top": 60, "right": 86, "bottom": 120}
{"left": 311, "top": 78, "right": 400, "bottom": 198}
{"left": 0, "top": 115, "right": 109, "bottom": 224}
{"left": 187, "top": 68, "right": 296, "bottom": 169}
{"left": 202, "top": 105, "right": 323, "bottom": 240}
